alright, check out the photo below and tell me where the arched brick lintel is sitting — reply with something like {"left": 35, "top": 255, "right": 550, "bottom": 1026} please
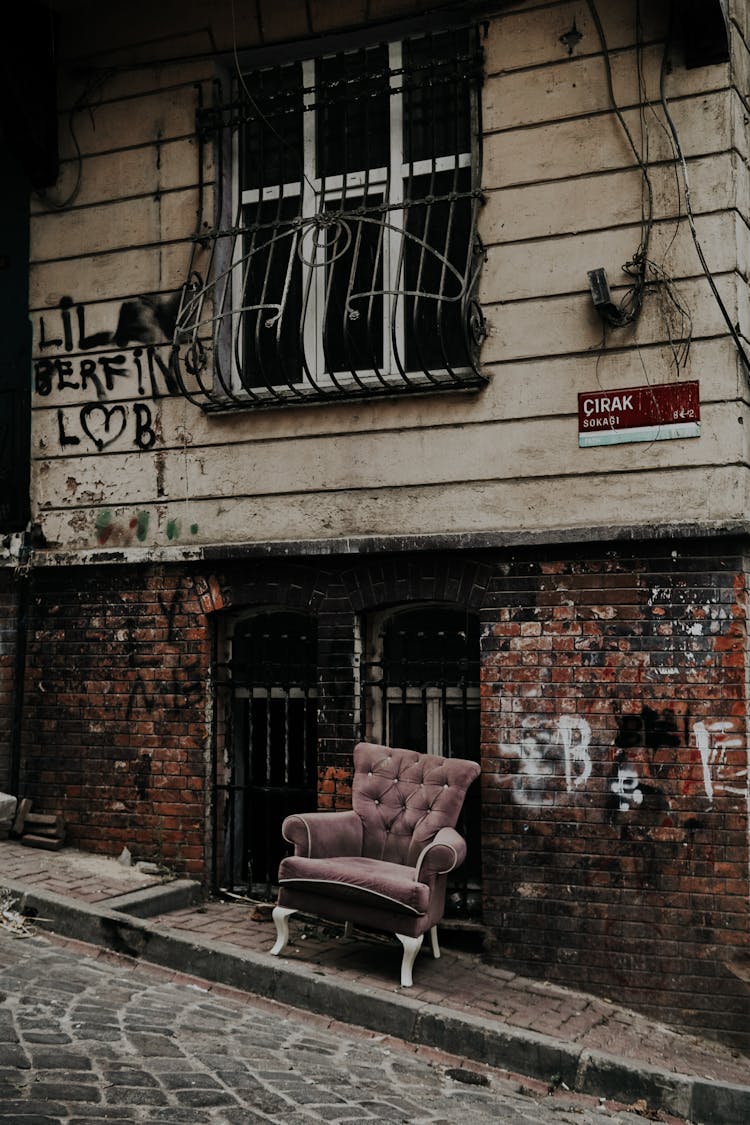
{"left": 194, "top": 563, "right": 330, "bottom": 616}
{"left": 338, "top": 554, "right": 493, "bottom": 614}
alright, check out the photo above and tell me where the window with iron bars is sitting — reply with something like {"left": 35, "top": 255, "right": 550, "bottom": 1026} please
{"left": 178, "top": 26, "right": 486, "bottom": 409}
{"left": 361, "top": 605, "right": 482, "bottom": 918}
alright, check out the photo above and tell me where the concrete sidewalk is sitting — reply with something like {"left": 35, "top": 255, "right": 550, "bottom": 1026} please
{"left": 1, "top": 840, "right": 748, "bottom": 1124}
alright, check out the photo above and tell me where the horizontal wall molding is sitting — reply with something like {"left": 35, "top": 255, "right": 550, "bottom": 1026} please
{"left": 3, "top": 519, "right": 750, "bottom": 570}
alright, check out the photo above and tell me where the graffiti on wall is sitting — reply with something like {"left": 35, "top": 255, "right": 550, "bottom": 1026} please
{"left": 34, "top": 293, "right": 206, "bottom": 453}
{"left": 500, "top": 706, "right": 748, "bottom": 811}
{"left": 122, "top": 587, "right": 203, "bottom": 723}
{"left": 693, "top": 720, "right": 748, "bottom": 802}
{"left": 610, "top": 765, "right": 643, "bottom": 811}
{"left": 501, "top": 715, "right": 592, "bottom": 806}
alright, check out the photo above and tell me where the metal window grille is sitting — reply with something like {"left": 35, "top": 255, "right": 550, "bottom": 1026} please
{"left": 175, "top": 27, "right": 486, "bottom": 410}
{"left": 361, "top": 606, "right": 482, "bottom": 919}
{"left": 213, "top": 612, "right": 318, "bottom": 897}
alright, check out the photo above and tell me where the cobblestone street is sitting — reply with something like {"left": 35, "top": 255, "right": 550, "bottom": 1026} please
{"left": 0, "top": 930, "right": 688, "bottom": 1125}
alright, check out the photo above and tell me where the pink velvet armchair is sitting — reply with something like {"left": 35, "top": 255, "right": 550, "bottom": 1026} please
{"left": 270, "top": 741, "right": 481, "bottom": 986}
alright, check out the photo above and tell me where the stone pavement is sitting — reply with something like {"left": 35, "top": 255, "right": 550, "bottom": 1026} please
{"left": 0, "top": 930, "right": 690, "bottom": 1124}
{"left": 1, "top": 840, "right": 748, "bottom": 1124}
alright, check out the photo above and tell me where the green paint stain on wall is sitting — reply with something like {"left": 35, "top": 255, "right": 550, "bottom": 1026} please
{"left": 136, "top": 511, "right": 150, "bottom": 541}
{"left": 166, "top": 518, "right": 180, "bottom": 541}
{"left": 190, "top": 523, "right": 199, "bottom": 535}
{"left": 95, "top": 509, "right": 114, "bottom": 545}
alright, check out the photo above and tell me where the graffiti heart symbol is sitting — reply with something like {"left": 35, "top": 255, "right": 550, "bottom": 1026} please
{"left": 80, "top": 404, "right": 128, "bottom": 451}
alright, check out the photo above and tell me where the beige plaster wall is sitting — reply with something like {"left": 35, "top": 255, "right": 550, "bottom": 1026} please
{"left": 29, "top": 0, "right": 750, "bottom": 555}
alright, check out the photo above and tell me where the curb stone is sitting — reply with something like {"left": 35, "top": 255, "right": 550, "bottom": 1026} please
{"left": 576, "top": 1050, "right": 693, "bottom": 1120}
{"left": 1, "top": 877, "right": 748, "bottom": 1124}
{"left": 106, "top": 878, "right": 202, "bottom": 918}
{"left": 690, "top": 1079, "right": 750, "bottom": 1125}
{"left": 413, "top": 1007, "right": 581, "bottom": 1088}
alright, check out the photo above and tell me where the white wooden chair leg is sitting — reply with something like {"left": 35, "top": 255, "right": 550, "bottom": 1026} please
{"left": 270, "top": 906, "right": 297, "bottom": 955}
{"left": 429, "top": 925, "right": 440, "bottom": 959}
{"left": 396, "top": 933, "right": 423, "bottom": 987}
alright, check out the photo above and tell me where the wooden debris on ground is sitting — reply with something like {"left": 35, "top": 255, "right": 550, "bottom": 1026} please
{"left": 0, "top": 889, "right": 36, "bottom": 937}
{"left": 12, "top": 799, "right": 66, "bottom": 850}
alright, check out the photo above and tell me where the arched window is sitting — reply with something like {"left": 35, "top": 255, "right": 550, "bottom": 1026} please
{"left": 364, "top": 605, "right": 479, "bottom": 756}
{"left": 362, "top": 605, "right": 481, "bottom": 917}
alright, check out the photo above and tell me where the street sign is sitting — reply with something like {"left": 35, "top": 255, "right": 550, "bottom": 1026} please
{"left": 578, "top": 381, "right": 700, "bottom": 447}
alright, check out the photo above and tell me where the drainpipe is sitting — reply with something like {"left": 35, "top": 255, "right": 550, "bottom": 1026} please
{"left": 9, "top": 534, "right": 32, "bottom": 797}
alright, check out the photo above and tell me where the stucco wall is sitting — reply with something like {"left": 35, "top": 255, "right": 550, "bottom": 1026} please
{"left": 28, "top": 0, "right": 750, "bottom": 555}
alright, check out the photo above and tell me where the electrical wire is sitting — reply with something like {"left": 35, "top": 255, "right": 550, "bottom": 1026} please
{"left": 35, "top": 70, "right": 116, "bottom": 211}
{"left": 586, "top": 0, "right": 694, "bottom": 375}
{"left": 585, "top": 0, "right": 653, "bottom": 329}
{"left": 230, "top": 0, "right": 318, "bottom": 198}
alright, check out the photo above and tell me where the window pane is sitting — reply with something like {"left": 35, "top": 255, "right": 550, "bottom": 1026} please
{"left": 383, "top": 606, "right": 479, "bottom": 682}
{"left": 389, "top": 703, "right": 428, "bottom": 754}
{"left": 322, "top": 197, "right": 384, "bottom": 372}
{"left": 316, "top": 46, "right": 389, "bottom": 177}
{"left": 241, "top": 197, "right": 303, "bottom": 387}
{"left": 219, "top": 27, "right": 484, "bottom": 405}
{"left": 446, "top": 704, "right": 480, "bottom": 760}
{"left": 403, "top": 29, "right": 473, "bottom": 164}
{"left": 404, "top": 168, "right": 473, "bottom": 372}
{"left": 233, "top": 610, "right": 317, "bottom": 682}
{"left": 241, "top": 63, "right": 304, "bottom": 190}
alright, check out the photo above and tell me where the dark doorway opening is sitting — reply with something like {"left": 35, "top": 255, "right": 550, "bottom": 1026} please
{"left": 214, "top": 610, "right": 318, "bottom": 896}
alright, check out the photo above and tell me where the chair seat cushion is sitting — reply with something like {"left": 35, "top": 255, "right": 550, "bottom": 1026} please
{"left": 278, "top": 855, "right": 429, "bottom": 916}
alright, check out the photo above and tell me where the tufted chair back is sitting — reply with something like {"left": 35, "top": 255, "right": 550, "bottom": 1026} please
{"left": 352, "top": 742, "right": 481, "bottom": 868}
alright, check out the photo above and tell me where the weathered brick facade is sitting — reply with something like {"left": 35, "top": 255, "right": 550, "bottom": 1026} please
{"left": 478, "top": 542, "right": 749, "bottom": 1048}
{"left": 0, "top": 575, "right": 19, "bottom": 790}
{"left": 3, "top": 539, "right": 747, "bottom": 1047}
{"left": 14, "top": 566, "right": 211, "bottom": 875}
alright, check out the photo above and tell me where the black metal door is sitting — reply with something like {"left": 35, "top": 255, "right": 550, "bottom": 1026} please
{"left": 214, "top": 611, "right": 318, "bottom": 897}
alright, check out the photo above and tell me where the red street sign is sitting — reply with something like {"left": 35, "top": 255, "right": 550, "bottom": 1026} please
{"left": 578, "top": 381, "right": 700, "bottom": 447}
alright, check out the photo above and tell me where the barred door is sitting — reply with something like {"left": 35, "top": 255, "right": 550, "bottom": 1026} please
{"left": 214, "top": 611, "right": 318, "bottom": 896}
{"left": 361, "top": 605, "right": 482, "bottom": 919}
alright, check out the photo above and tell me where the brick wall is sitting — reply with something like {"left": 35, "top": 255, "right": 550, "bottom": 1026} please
{"left": 480, "top": 541, "right": 750, "bottom": 1049}
{"left": 18, "top": 564, "right": 211, "bottom": 875}
{"left": 0, "top": 573, "right": 19, "bottom": 792}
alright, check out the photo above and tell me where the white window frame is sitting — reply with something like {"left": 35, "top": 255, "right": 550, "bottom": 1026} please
{"left": 233, "top": 37, "right": 473, "bottom": 390}
{"left": 377, "top": 684, "right": 480, "bottom": 758}
{"left": 365, "top": 606, "right": 480, "bottom": 757}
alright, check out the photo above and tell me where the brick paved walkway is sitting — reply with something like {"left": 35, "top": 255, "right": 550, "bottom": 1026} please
{"left": 152, "top": 897, "right": 748, "bottom": 1086}
{"left": 0, "top": 840, "right": 161, "bottom": 903}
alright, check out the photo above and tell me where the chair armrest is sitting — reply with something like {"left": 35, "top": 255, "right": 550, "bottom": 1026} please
{"left": 281, "top": 810, "right": 363, "bottom": 858}
{"left": 414, "top": 827, "right": 467, "bottom": 883}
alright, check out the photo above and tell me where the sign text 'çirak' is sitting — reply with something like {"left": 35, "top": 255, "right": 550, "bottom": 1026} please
{"left": 578, "top": 381, "right": 700, "bottom": 447}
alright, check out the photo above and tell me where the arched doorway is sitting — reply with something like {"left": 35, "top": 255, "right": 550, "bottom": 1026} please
{"left": 214, "top": 610, "right": 318, "bottom": 896}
